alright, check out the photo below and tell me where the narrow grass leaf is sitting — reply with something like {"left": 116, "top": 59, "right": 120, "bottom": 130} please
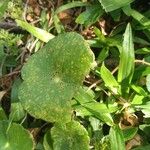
{"left": 74, "top": 87, "right": 95, "bottom": 104}
{"left": 76, "top": 4, "right": 104, "bottom": 27}
{"left": 54, "top": 1, "right": 88, "bottom": 33}
{"left": 123, "top": 127, "right": 138, "bottom": 141}
{"left": 109, "top": 126, "right": 125, "bottom": 150}
{"left": 82, "top": 102, "right": 118, "bottom": 114}
{"left": 118, "top": 23, "right": 134, "bottom": 94}
{"left": 101, "top": 63, "right": 119, "bottom": 94}
{"left": 131, "top": 95, "right": 144, "bottom": 105}
{"left": 55, "top": 2, "right": 88, "bottom": 14}
{"left": 98, "top": 0, "right": 133, "bottom": 12}
{"left": 123, "top": 6, "right": 150, "bottom": 32}
{"left": 16, "top": 19, "right": 55, "bottom": 42}
{"left": 131, "top": 84, "right": 148, "bottom": 96}
{"left": 0, "top": 0, "right": 9, "bottom": 19}
{"left": 82, "top": 102, "right": 115, "bottom": 126}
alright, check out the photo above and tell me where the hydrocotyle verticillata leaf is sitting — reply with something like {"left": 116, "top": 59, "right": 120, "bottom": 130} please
{"left": 19, "top": 32, "right": 95, "bottom": 123}
{"left": 0, "top": 121, "right": 34, "bottom": 150}
{"left": 51, "top": 121, "right": 90, "bottom": 150}
{"left": 118, "top": 23, "right": 135, "bottom": 94}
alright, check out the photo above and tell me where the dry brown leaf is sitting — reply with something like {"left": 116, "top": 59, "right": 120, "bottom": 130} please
{"left": 126, "top": 134, "right": 142, "bottom": 150}
{"left": 0, "top": 91, "right": 6, "bottom": 101}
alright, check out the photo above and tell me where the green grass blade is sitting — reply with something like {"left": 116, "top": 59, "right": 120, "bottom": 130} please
{"left": 76, "top": 4, "right": 104, "bottom": 27}
{"left": 0, "top": 0, "right": 9, "bottom": 19}
{"left": 98, "top": 0, "right": 133, "bottom": 12}
{"left": 123, "top": 127, "right": 138, "bottom": 141}
{"left": 123, "top": 6, "right": 150, "bottom": 32}
{"left": 55, "top": 1, "right": 88, "bottom": 14}
{"left": 53, "top": 2, "right": 88, "bottom": 33}
{"left": 101, "top": 63, "right": 119, "bottom": 94}
{"left": 16, "top": 20, "right": 55, "bottom": 42}
{"left": 118, "top": 23, "right": 135, "bottom": 94}
{"left": 109, "top": 126, "right": 125, "bottom": 150}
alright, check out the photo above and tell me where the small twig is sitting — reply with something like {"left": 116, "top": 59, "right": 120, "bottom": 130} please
{"left": 135, "top": 59, "right": 150, "bottom": 66}
{"left": 112, "top": 66, "right": 119, "bottom": 75}
{"left": 1, "top": 70, "right": 20, "bottom": 78}
{"left": 87, "top": 80, "right": 102, "bottom": 91}
{"left": 0, "top": 70, "right": 21, "bottom": 80}
{"left": 23, "top": 0, "right": 29, "bottom": 21}
{"left": 29, "top": 39, "right": 39, "bottom": 53}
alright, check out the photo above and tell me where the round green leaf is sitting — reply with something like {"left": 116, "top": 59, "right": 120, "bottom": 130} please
{"left": 9, "top": 102, "right": 26, "bottom": 122}
{"left": 0, "top": 121, "right": 34, "bottom": 150}
{"left": 51, "top": 121, "right": 90, "bottom": 150}
{"left": 19, "top": 32, "right": 94, "bottom": 123}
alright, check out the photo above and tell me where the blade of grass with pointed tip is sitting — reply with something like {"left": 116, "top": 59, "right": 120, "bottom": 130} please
{"left": 100, "top": 63, "right": 119, "bottom": 94}
{"left": 76, "top": 4, "right": 104, "bottom": 27}
{"left": 109, "top": 126, "right": 125, "bottom": 150}
{"left": 131, "top": 84, "right": 148, "bottom": 96}
{"left": 16, "top": 20, "right": 55, "bottom": 42}
{"left": 82, "top": 102, "right": 118, "bottom": 114}
{"left": 54, "top": 2, "right": 88, "bottom": 33}
{"left": 123, "top": 127, "right": 138, "bottom": 141}
{"left": 118, "top": 23, "right": 134, "bottom": 95}
{"left": 98, "top": 0, "right": 133, "bottom": 12}
{"left": 82, "top": 103, "right": 115, "bottom": 126}
{"left": 55, "top": 1, "right": 88, "bottom": 14}
{"left": 0, "top": 0, "right": 9, "bottom": 19}
{"left": 123, "top": 6, "right": 150, "bottom": 32}
{"left": 0, "top": 121, "right": 35, "bottom": 149}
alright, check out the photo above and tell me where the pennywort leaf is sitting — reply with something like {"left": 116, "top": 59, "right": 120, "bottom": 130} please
{"left": 0, "top": 121, "right": 34, "bottom": 150}
{"left": 0, "top": 0, "right": 9, "bottom": 19}
{"left": 55, "top": 1, "right": 88, "bottom": 15}
{"left": 19, "top": 32, "right": 94, "bottom": 123}
{"left": 51, "top": 121, "right": 90, "bottom": 150}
